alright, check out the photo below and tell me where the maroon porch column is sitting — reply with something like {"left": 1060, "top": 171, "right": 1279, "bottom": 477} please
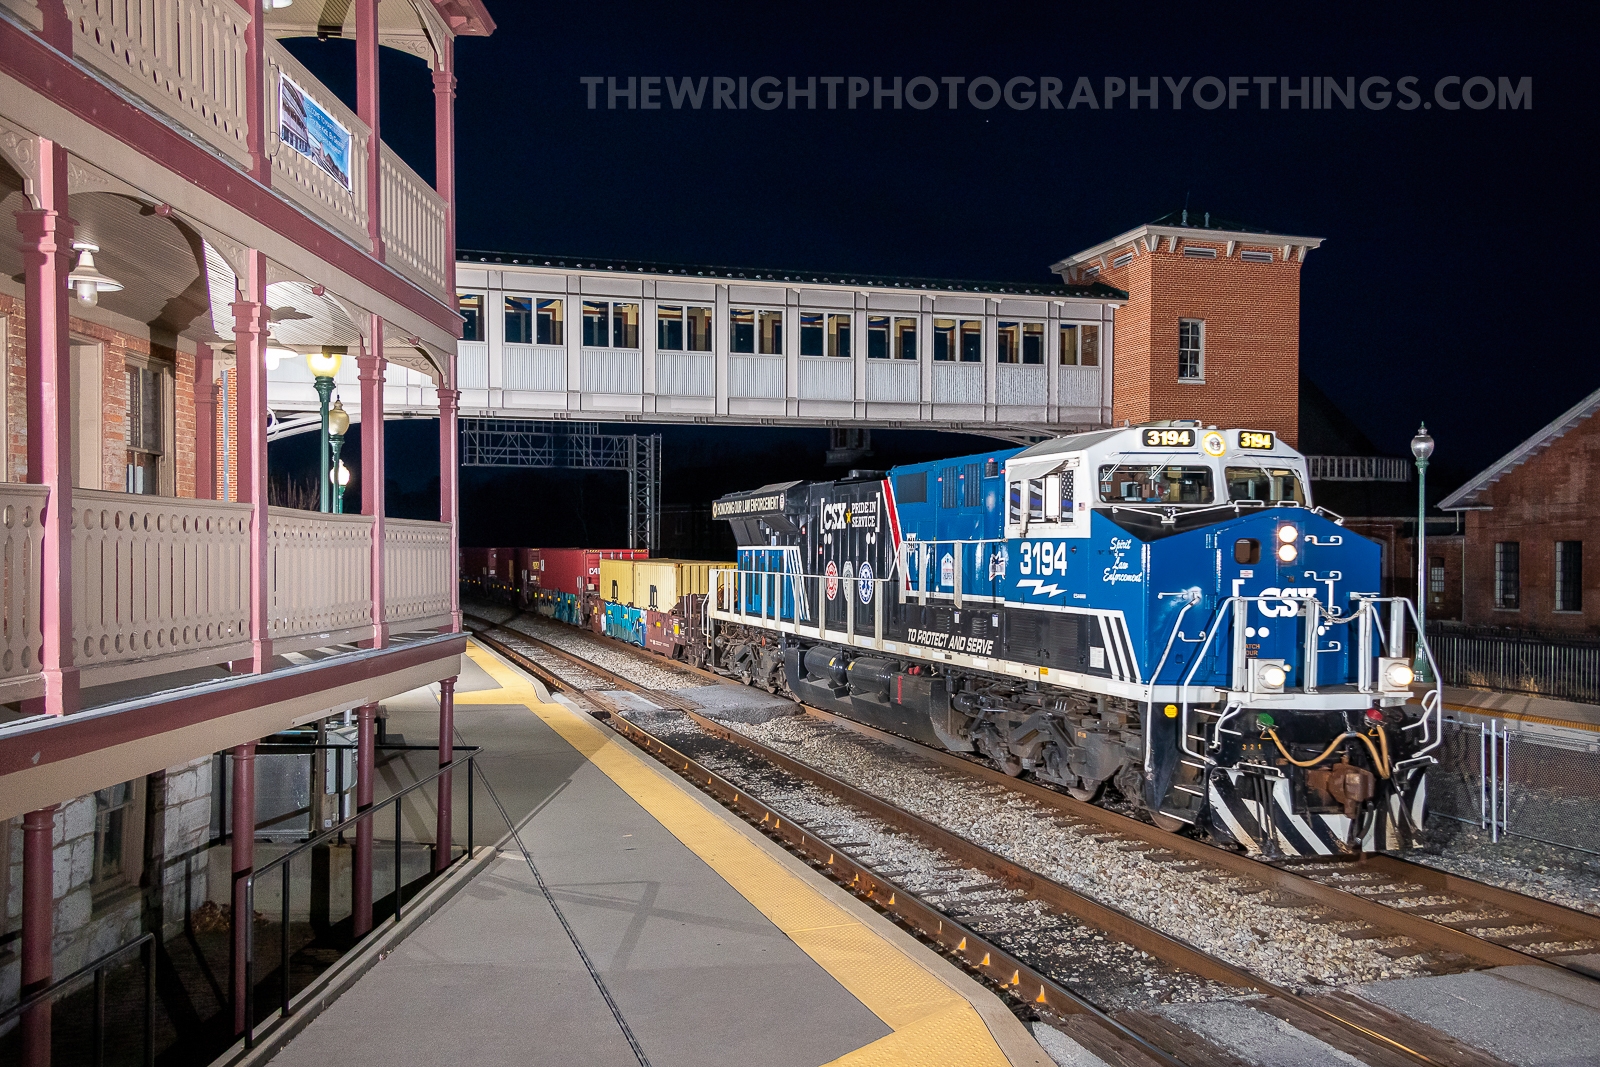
{"left": 356, "top": 0, "right": 383, "bottom": 257}
{"left": 230, "top": 742, "right": 256, "bottom": 1037}
{"left": 233, "top": 251, "right": 273, "bottom": 671}
{"left": 20, "top": 805, "right": 57, "bottom": 1067}
{"left": 435, "top": 677, "right": 456, "bottom": 871}
{"left": 358, "top": 330, "right": 387, "bottom": 649}
{"left": 433, "top": 39, "right": 457, "bottom": 295}
{"left": 439, "top": 385, "right": 461, "bottom": 632}
{"left": 237, "top": 0, "right": 269, "bottom": 183}
{"left": 194, "top": 342, "right": 217, "bottom": 500}
{"left": 353, "top": 702, "right": 377, "bottom": 936}
{"left": 18, "top": 140, "right": 77, "bottom": 716}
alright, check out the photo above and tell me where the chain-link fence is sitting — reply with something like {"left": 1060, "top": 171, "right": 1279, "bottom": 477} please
{"left": 1430, "top": 716, "right": 1600, "bottom": 855}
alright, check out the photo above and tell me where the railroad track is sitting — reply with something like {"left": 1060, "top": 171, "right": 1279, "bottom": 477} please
{"left": 463, "top": 617, "right": 1521, "bottom": 1066}
{"left": 466, "top": 612, "right": 1600, "bottom": 980}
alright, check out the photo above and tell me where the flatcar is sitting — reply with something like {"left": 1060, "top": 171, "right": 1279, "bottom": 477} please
{"left": 706, "top": 423, "right": 1441, "bottom": 857}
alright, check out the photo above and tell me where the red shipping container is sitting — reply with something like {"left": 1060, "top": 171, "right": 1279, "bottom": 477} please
{"left": 536, "top": 548, "right": 648, "bottom": 598}
{"left": 460, "top": 547, "right": 499, "bottom": 580}
{"left": 513, "top": 548, "right": 542, "bottom": 586}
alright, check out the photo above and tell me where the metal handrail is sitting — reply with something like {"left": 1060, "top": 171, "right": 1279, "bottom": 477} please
{"left": 241, "top": 747, "right": 480, "bottom": 1048}
{"left": 0, "top": 932, "right": 155, "bottom": 1067}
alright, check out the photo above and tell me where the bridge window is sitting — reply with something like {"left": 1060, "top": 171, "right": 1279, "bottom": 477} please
{"left": 685, "top": 306, "right": 712, "bottom": 351}
{"left": 583, "top": 301, "right": 640, "bottom": 349}
{"left": 961, "top": 320, "right": 982, "bottom": 362}
{"left": 659, "top": 305, "right": 684, "bottom": 349}
{"left": 506, "top": 296, "right": 533, "bottom": 343}
{"left": 868, "top": 316, "right": 918, "bottom": 359}
{"left": 800, "top": 313, "right": 823, "bottom": 355}
{"left": 896, "top": 317, "right": 916, "bottom": 359}
{"left": 1022, "top": 323, "right": 1043, "bottom": 364}
{"left": 659, "top": 305, "right": 714, "bottom": 351}
{"left": 868, "top": 316, "right": 889, "bottom": 358}
{"left": 997, "top": 322, "right": 1019, "bottom": 363}
{"left": 731, "top": 309, "right": 783, "bottom": 355}
{"left": 537, "top": 299, "right": 563, "bottom": 345}
{"left": 459, "top": 293, "right": 484, "bottom": 341}
{"left": 998, "top": 322, "right": 1043, "bottom": 364}
{"left": 933, "top": 318, "right": 982, "bottom": 362}
{"left": 828, "top": 314, "right": 850, "bottom": 357}
{"left": 759, "top": 310, "right": 783, "bottom": 354}
{"left": 1060, "top": 324, "right": 1101, "bottom": 366}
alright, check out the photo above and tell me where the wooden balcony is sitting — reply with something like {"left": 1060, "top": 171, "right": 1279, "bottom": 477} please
{"left": 0, "top": 485, "right": 453, "bottom": 704}
{"left": 19, "top": 0, "right": 452, "bottom": 304}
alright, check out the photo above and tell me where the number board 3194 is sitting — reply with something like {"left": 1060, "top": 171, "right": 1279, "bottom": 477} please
{"left": 1142, "top": 428, "right": 1195, "bottom": 448}
{"left": 1238, "top": 431, "right": 1276, "bottom": 450}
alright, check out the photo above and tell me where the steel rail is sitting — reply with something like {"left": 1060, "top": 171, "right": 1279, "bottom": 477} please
{"left": 461, "top": 620, "right": 1184, "bottom": 1067}
{"left": 798, "top": 705, "right": 1553, "bottom": 972}
{"left": 464, "top": 622, "right": 1498, "bottom": 1067}
{"left": 469, "top": 613, "right": 1596, "bottom": 972}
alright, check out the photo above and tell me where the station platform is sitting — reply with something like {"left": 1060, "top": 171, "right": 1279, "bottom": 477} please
{"left": 265, "top": 640, "right": 1050, "bottom": 1067}
{"left": 1442, "top": 684, "right": 1600, "bottom": 733}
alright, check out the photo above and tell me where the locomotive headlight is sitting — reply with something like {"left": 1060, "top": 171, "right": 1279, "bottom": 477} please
{"left": 1383, "top": 661, "right": 1415, "bottom": 689}
{"left": 1251, "top": 658, "right": 1289, "bottom": 693}
{"left": 1277, "top": 525, "right": 1299, "bottom": 544}
{"left": 1276, "top": 542, "right": 1299, "bottom": 563}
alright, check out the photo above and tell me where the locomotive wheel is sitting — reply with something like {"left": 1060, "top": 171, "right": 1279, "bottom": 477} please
{"left": 1000, "top": 756, "right": 1023, "bottom": 777}
{"left": 1067, "top": 784, "right": 1099, "bottom": 803}
{"left": 1150, "top": 812, "right": 1188, "bottom": 832}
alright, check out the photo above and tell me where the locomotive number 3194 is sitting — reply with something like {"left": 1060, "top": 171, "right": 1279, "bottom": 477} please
{"left": 1019, "top": 541, "right": 1069, "bottom": 575}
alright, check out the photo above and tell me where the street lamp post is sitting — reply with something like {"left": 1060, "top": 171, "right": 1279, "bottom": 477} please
{"left": 328, "top": 399, "right": 350, "bottom": 514}
{"left": 1411, "top": 423, "right": 1435, "bottom": 683}
{"left": 307, "top": 347, "right": 345, "bottom": 512}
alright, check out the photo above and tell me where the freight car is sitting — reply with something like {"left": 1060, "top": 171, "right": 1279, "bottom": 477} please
{"left": 706, "top": 423, "right": 1441, "bottom": 857}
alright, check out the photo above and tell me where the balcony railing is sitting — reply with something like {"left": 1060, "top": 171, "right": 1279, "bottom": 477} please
{"left": 380, "top": 145, "right": 450, "bottom": 300}
{"left": 10, "top": 1, "right": 451, "bottom": 302}
{"left": 0, "top": 484, "right": 453, "bottom": 702}
{"left": 65, "top": 0, "right": 254, "bottom": 167}
{"left": 263, "top": 38, "right": 371, "bottom": 249}
{"left": 0, "top": 485, "right": 49, "bottom": 700}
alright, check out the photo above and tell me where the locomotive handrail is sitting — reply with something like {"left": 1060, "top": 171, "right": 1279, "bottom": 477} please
{"left": 1145, "top": 591, "right": 1203, "bottom": 776}
{"left": 1177, "top": 592, "right": 1337, "bottom": 762}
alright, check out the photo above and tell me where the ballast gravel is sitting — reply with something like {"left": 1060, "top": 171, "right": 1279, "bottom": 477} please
{"left": 494, "top": 613, "right": 700, "bottom": 692}
{"left": 641, "top": 710, "right": 1234, "bottom": 1012}
{"left": 705, "top": 713, "right": 1438, "bottom": 991}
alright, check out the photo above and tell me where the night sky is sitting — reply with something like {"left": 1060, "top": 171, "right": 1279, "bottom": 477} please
{"left": 280, "top": 2, "right": 1591, "bottom": 547}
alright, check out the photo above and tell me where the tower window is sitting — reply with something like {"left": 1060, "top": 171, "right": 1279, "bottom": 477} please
{"left": 1178, "top": 319, "right": 1204, "bottom": 381}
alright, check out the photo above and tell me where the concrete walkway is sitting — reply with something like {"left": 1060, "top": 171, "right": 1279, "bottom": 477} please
{"left": 267, "top": 641, "right": 1048, "bottom": 1067}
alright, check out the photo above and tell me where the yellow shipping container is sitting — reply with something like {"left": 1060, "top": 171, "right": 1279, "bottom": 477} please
{"left": 625, "top": 559, "right": 732, "bottom": 610}
{"left": 598, "top": 557, "right": 636, "bottom": 607}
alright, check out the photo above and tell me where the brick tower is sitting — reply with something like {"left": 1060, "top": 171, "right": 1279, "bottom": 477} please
{"left": 1051, "top": 212, "right": 1322, "bottom": 445}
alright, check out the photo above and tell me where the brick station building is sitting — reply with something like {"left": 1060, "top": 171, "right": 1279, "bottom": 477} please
{"left": 1441, "top": 387, "right": 1600, "bottom": 632}
{"left": 0, "top": 2, "right": 492, "bottom": 1062}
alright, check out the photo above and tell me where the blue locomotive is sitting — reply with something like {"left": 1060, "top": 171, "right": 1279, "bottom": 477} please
{"left": 710, "top": 423, "right": 1441, "bottom": 856}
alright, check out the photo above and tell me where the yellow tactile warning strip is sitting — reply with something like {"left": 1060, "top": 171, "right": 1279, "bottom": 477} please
{"left": 455, "top": 640, "right": 1017, "bottom": 1067}
{"left": 1443, "top": 701, "right": 1600, "bottom": 733}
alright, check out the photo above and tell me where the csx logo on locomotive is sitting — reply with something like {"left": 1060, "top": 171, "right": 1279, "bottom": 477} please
{"left": 1256, "top": 586, "right": 1321, "bottom": 616}
{"left": 821, "top": 499, "right": 879, "bottom": 531}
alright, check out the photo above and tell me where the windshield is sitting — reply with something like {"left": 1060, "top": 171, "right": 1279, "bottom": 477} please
{"left": 1226, "top": 466, "right": 1306, "bottom": 504}
{"left": 1098, "top": 464, "right": 1215, "bottom": 505}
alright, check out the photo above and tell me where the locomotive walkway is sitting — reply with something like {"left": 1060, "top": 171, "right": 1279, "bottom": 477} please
{"left": 261, "top": 641, "right": 1050, "bottom": 1067}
